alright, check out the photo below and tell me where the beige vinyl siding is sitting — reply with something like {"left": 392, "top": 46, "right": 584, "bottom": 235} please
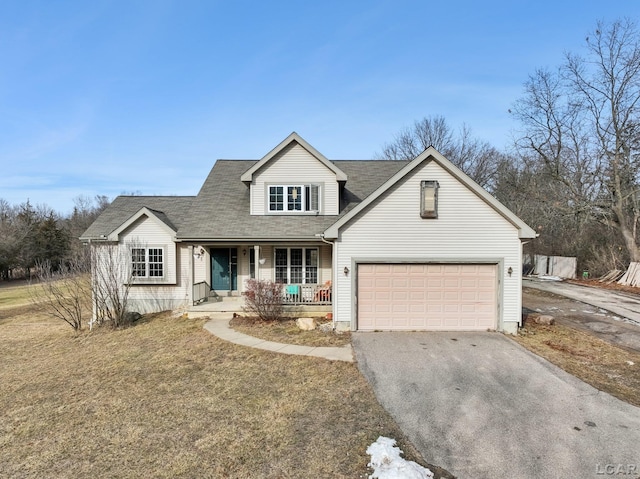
{"left": 250, "top": 142, "right": 339, "bottom": 215}
{"left": 319, "top": 244, "right": 332, "bottom": 284}
{"left": 120, "top": 216, "right": 177, "bottom": 284}
{"left": 126, "top": 244, "right": 191, "bottom": 313}
{"left": 93, "top": 216, "right": 190, "bottom": 314}
{"left": 193, "top": 246, "right": 207, "bottom": 284}
{"left": 237, "top": 248, "right": 249, "bottom": 291}
{"left": 258, "top": 245, "right": 273, "bottom": 281}
{"left": 123, "top": 218, "right": 189, "bottom": 312}
{"left": 334, "top": 160, "right": 523, "bottom": 332}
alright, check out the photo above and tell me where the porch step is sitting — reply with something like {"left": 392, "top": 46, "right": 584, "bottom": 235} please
{"left": 208, "top": 291, "right": 242, "bottom": 303}
{"left": 207, "top": 293, "right": 222, "bottom": 303}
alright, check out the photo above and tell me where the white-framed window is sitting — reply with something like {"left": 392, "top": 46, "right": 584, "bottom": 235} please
{"left": 274, "top": 247, "right": 318, "bottom": 284}
{"left": 268, "top": 185, "right": 319, "bottom": 213}
{"left": 131, "top": 247, "right": 164, "bottom": 278}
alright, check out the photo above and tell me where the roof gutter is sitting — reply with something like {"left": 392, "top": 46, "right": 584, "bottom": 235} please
{"left": 175, "top": 237, "right": 327, "bottom": 243}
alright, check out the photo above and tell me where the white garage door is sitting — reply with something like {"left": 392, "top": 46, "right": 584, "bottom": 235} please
{"left": 357, "top": 263, "right": 497, "bottom": 331}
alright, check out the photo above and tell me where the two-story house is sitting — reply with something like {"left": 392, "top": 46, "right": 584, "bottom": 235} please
{"left": 81, "top": 132, "right": 536, "bottom": 333}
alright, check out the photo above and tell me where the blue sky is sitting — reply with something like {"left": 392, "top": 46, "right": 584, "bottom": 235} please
{"left": 1, "top": 0, "right": 639, "bottom": 214}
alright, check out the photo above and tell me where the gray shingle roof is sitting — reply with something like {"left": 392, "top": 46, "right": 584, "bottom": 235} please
{"left": 80, "top": 196, "right": 195, "bottom": 240}
{"left": 337, "top": 160, "right": 409, "bottom": 214}
{"left": 175, "top": 159, "right": 409, "bottom": 241}
{"left": 81, "top": 160, "right": 409, "bottom": 242}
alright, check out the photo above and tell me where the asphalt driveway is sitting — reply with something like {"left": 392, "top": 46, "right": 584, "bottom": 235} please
{"left": 353, "top": 332, "right": 640, "bottom": 479}
{"left": 524, "top": 278, "right": 640, "bottom": 324}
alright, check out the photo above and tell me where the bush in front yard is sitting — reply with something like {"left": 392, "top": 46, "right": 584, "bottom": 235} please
{"left": 243, "top": 279, "right": 284, "bottom": 321}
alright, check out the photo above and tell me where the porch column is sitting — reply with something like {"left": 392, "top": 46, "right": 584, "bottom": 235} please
{"left": 254, "top": 245, "right": 260, "bottom": 280}
{"left": 189, "top": 245, "right": 194, "bottom": 304}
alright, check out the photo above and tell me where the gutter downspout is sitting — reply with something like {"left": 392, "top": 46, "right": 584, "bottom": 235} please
{"left": 316, "top": 233, "right": 336, "bottom": 330}
{"left": 189, "top": 245, "right": 195, "bottom": 306}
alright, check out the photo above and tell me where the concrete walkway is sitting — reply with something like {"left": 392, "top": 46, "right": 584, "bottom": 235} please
{"left": 203, "top": 313, "right": 353, "bottom": 362}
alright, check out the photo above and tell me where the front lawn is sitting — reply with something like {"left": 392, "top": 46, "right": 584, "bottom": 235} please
{"left": 0, "top": 300, "right": 446, "bottom": 478}
{"left": 230, "top": 315, "right": 351, "bottom": 347}
{"left": 514, "top": 322, "right": 640, "bottom": 408}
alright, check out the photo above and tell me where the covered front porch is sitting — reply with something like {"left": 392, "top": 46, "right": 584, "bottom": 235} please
{"left": 188, "top": 243, "right": 333, "bottom": 314}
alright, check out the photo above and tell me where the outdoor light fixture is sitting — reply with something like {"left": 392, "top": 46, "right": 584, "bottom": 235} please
{"left": 508, "top": 267, "right": 513, "bottom": 277}
{"left": 343, "top": 266, "right": 349, "bottom": 276}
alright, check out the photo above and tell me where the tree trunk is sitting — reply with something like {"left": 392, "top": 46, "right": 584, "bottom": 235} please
{"left": 620, "top": 222, "right": 640, "bottom": 262}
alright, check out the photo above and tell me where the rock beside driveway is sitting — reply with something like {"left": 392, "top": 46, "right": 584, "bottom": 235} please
{"left": 526, "top": 313, "right": 555, "bottom": 325}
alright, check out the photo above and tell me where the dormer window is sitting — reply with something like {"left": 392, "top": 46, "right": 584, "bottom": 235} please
{"left": 269, "top": 184, "right": 320, "bottom": 213}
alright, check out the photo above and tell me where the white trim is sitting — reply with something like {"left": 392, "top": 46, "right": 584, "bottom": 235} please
{"left": 108, "top": 207, "right": 177, "bottom": 242}
{"left": 273, "top": 246, "right": 319, "bottom": 284}
{"left": 266, "top": 183, "right": 321, "bottom": 214}
{"left": 324, "top": 146, "right": 537, "bottom": 239}
{"left": 130, "top": 245, "right": 167, "bottom": 282}
{"left": 350, "top": 258, "right": 503, "bottom": 332}
{"left": 241, "top": 132, "right": 348, "bottom": 182}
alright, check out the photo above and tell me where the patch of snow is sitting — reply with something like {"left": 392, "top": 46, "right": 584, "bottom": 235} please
{"left": 570, "top": 309, "right": 577, "bottom": 312}
{"left": 627, "top": 361, "right": 635, "bottom": 366}
{"left": 610, "top": 315, "right": 640, "bottom": 326}
{"left": 367, "top": 437, "right": 434, "bottom": 479}
{"left": 582, "top": 310, "right": 596, "bottom": 314}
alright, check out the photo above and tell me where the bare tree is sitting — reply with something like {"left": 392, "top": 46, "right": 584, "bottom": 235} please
{"left": 89, "top": 241, "right": 140, "bottom": 329}
{"left": 376, "top": 115, "right": 502, "bottom": 189}
{"left": 66, "top": 195, "right": 111, "bottom": 258}
{"left": 512, "top": 19, "right": 640, "bottom": 262}
{"left": 30, "top": 250, "right": 91, "bottom": 331}
{"left": 242, "top": 279, "right": 284, "bottom": 321}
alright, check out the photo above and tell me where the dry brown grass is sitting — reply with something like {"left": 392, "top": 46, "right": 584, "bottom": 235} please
{"left": 513, "top": 322, "right": 640, "bottom": 407}
{"left": 230, "top": 316, "right": 351, "bottom": 347}
{"left": 0, "top": 302, "right": 447, "bottom": 478}
{"left": 0, "top": 281, "right": 39, "bottom": 310}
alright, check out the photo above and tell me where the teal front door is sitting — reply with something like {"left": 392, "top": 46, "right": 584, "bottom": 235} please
{"left": 211, "top": 248, "right": 237, "bottom": 290}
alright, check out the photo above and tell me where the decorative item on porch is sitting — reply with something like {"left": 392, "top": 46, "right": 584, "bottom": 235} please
{"left": 314, "top": 280, "right": 331, "bottom": 302}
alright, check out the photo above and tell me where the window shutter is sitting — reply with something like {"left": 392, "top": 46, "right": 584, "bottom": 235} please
{"left": 309, "top": 184, "right": 319, "bottom": 211}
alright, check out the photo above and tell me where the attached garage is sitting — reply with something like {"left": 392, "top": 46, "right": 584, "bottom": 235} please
{"left": 357, "top": 263, "right": 497, "bottom": 331}
{"left": 324, "top": 145, "right": 537, "bottom": 334}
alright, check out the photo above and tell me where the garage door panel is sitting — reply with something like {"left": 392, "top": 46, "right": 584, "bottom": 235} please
{"left": 409, "top": 303, "right": 425, "bottom": 313}
{"left": 408, "top": 264, "right": 425, "bottom": 274}
{"left": 357, "top": 263, "right": 497, "bottom": 331}
{"left": 443, "top": 278, "right": 460, "bottom": 287}
{"left": 444, "top": 291, "right": 461, "bottom": 301}
{"left": 409, "top": 290, "right": 425, "bottom": 300}
{"left": 392, "top": 302, "right": 408, "bottom": 312}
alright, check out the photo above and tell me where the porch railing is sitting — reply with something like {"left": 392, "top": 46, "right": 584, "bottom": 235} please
{"left": 193, "top": 281, "right": 210, "bottom": 305}
{"left": 282, "top": 283, "right": 331, "bottom": 305}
